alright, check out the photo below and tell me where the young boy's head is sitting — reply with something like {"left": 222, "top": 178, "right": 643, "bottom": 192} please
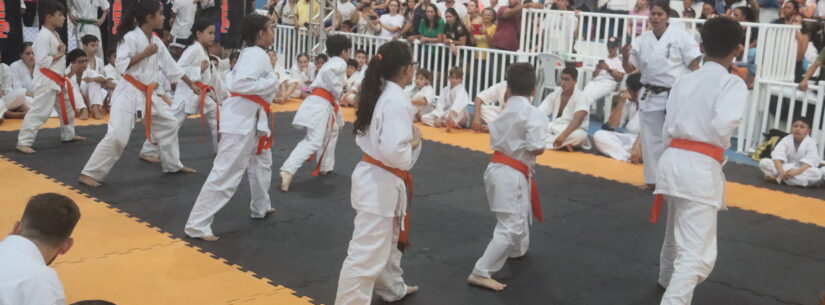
{"left": 39, "top": 0, "right": 67, "bottom": 29}
{"left": 700, "top": 16, "right": 742, "bottom": 62}
{"left": 791, "top": 117, "right": 812, "bottom": 141}
{"left": 346, "top": 59, "right": 358, "bottom": 77}
{"left": 241, "top": 13, "right": 274, "bottom": 48}
{"left": 315, "top": 53, "right": 329, "bottom": 70}
{"left": 560, "top": 66, "right": 578, "bottom": 92}
{"left": 105, "top": 48, "right": 116, "bottom": 65}
{"left": 81, "top": 35, "right": 100, "bottom": 56}
{"left": 625, "top": 72, "right": 642, "bottom": 101}
{"left": 326, "top": 34, "right": 353, "bottom": 60}
{"left": 415, "top": 68, "right": 432, "bottom": 88}
{"left": 67, "top": 49, "right": 88, "bottom": 74}
{"left": 355, "top": 49, "right": 368, "bottom": 68}
{"left": 448, "top": 66, "right": 463, "bottom": 87}
{"left": 506, "top": 63, "right": 536, "bottom": 97}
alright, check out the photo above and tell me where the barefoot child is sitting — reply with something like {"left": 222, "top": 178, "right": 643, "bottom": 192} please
{"left": 340, "top": 59, "right": 362, "bottom": 107}
{"left": 279, "top": 35, "right": 352, "bottom": 191}
{"left": 467, "top": 63, "right": 548, "bottom": 291}
{"left": 652, "top": 16, "right": 748, "bottom": 305}
{"left": 184, "top": 14, "right": 281, "bottom": 241}
{"left": 404, "top": 68, "right": 435, "bottom": 121}
{"left": 80, "top": 35, "right": 109, "bottom": 119}
{"left": 65, "top": 49, "right": 90, "bottom": 120}
{"left": 758, "top": 118, "right": 823, "bottom": 187}
{"left": 78, "top": 0, "right": 199, "bottom": 188}
{"left": 16, "top": 0, "right": 85, "bottom": 154}
{"left": 420, "top": 66, "right": 470, "bottom": 132}
{"left": 335, "top": 40, "right": 420, "bottom": 305}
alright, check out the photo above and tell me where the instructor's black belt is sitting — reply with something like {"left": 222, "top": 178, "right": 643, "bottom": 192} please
{"left": 642, "top": 84, "right": 671, "bottom": 94}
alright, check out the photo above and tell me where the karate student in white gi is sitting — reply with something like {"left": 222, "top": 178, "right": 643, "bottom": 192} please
{"left": 583, "top": 37, "right": 625, "bottom": 110}
{"left": 622, "top": 0, "right": 702, "bottom": 187}
{"left": 759, "top": 118, "right": 824, "bottom": 187}
{"left": 67, "top": 0, "right": 110, "bottom": 59}
{"left": 404, "top": 68, "right": 435, "bottom": 120}
{"left": 538, "top": 67, "right": 591, "bottom": 151}
{"left": 78, "top": 0, "right": 199, "bottom": 188}
{"left": 279, "top": 35, "right": 352, "bottom": 192}
{"left": 65, "top": 49, "right": 91, "bottom": 120}
{"left": 420, "top": 66, "right": 471, "bottom": 132}
{"left": 17, "top": 1, "right": 85, "bottom": 155}
{"left": 341, "top": 59, "right": 364, "bottom": 107}
{"left": 0, "top": 56, "right": 29, "bottom": 121}
{"left": 277, "top": 53, "right": 318, "bottom": 102}
{"left": 467, "top": 63, "right": 549, "bottom": 291}
{"left": 0, "top": 193, "right": 80, "bottom": 305}
{"left": 470, "top": 81, "right": 509, "bottom": 133}
{"left": 184, "top": 14, "right": 281, "bottom": 241}
{"left": 79, "top": 34, "right": 109, "bottom": 119}
{"left": 139, "top": 18, "right": 223, "bottom": 162}
{"left": 652, "top": 16, "right": 748, "bottom": 305}
{"left": 593, "top": 72, "right": 643, "bottom": 162}
{"left": 334, "top": 40, "right": 421, "bottom": 305}
{"left": 10, "top": 42, "right": 36, "bottom": 108}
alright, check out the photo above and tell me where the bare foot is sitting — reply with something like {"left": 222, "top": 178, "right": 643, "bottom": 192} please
{"left": 198, "top": 235, "right": 220, "bottom": 242}
{"left": 78, "top": 174, "right": 102, "bottom": 187}
{"left": 62, "top": 135, "right": 86, "bottom": 143}
{"left": 16, "top": 145, "right": 35, "bottom": 154}
{"left": 467, "top": 274, "right": 506, "bottom": 291}
{"left": 176, "top": 167, "right": 197, "bottom": 173}
{"left": 320, "top": 170, "right": 332, "bottom": 175}
{"left": 91, "top": 105, "right": 103, "bottom": 120}
{"left": 565, "top": 144, "right": 574, "bottom": 152}
{"left": 280, "top": 170, "right": 293, "bottom": 192}
{"left": 638, "top": 184, "right": 654, "bottom": 191}
{"left": 763, "top": 174, "right": 777, "bottom": 183}
{"left": 405, "top": 285, "right": 419, "bottom": 296}
{"left": 139, "top": 154, "right": 161, "bottom": 163}
{"left": 78, "top": 108, "right": 89, "bottom": 120}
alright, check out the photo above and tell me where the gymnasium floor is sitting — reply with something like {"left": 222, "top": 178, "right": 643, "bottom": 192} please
{"left": 0, "top": 101, "right": 823, "bottom": 305}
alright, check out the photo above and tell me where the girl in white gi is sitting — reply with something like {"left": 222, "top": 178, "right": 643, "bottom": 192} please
{"left": 279, "top": 35, "right": 351, "bottom": 192}
{"left": 470, "top": 81, "right": 509, "bottom": 133}
{"left": 583, "top": 37, "right": 625, "bottom": 111}
{"left": 759, "top": 118, "right": 824, "bottom": 187}
{"left": 139, "top": 18, "right": 223, "bottom": 162}
{"left": 335, "top": 40, "right": 420, "bottom": 305}
{"left": 467, "top": 63, "right": 549, "bottom": 292}
{"left": 79, "top": 34, "right": 109, "bottom": 119}
{"left": 621, "top": 0, "right": 702, "bottom": 187}
{"left": 184, "top": 14, "right": 281, "bottom": 242}
{"left": 67, "top": 0, "right": 110, "bottom": 58}
{"left": 538, "top": 67, "right": 591, "bottom": 151}
{"left": 16, "top": 1, "right": 85, "bottom": 155}
{"left": 420, "top": 66, "right": 470, "bottom": 132}
{"left": 0, "top": 54, "right": 30, "bottom": 120}
{"left": 77, "top": 0, "right": 198, "bottom": 188}
{"left": 404, "top": 68, "right": 435, "bottom": 121}
{"left": 652, "top": 17, "right": 748, "bottom": 305}
{"left": 277, "top": 53, "right": 317, "bottom": 102}
{"left": 593, "top": 73, "right": 643, "bottom": 163}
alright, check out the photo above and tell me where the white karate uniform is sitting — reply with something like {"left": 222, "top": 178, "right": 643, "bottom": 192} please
{"left": 184, "top": 46, "right": 279, "bottom": 238}
{"left": 170, "top": 0, "right": 197, "bottom": 46}
{"left": 280, "top": 56, "right": 346, "bottom": 175}
{"left": 66, "top": 73, "right": 87, "bottom": 110}
{"left": 18, "top": 28, "right": 78, "bottom": 147}
{"left": 8, "top": 60, "right": 38, "bottom": 113}
{"left": 343, "top": 71, "right": 363, "bottom": 105}
{"left": 0, "top": 63, "right": 27, "bottom": 112}
{"left": 68, "top": 0, "right": 109, "bottom": 58}
{"left": 538, "top": 87, "right": 591, "bottom": 150}
{"left": 420, "top": 83, "right": 470, "bottom": 127}
{"left": 335, "top": 81, "right": 420, "bottom": 305}
{"left": 288, "top": 62, "right": 317, "bottom": 97}
{"left": 80, "top": 56, "right": 107, "bottom": 107}
{"left": 475, "top": 81, "right": 507, "bottom": 125}
{"left": 653, "top": 62, "right": 748, "bottom": 305}
{"left": 103, "top": 63, "right": 121, "bottom": 84}
{"left": 758, "top": 135, "right": 823, "bottom": 187}
{"left": 0, "top": 235, "right": 67, "bottom": 305}
{"left": 593, "top": 101, "right": 640, "bottom": 161}
{"left": 630, "top": 25, "right": 702, "bottom": 184}
{"left": 582, "top": 55, "right": 624, "bottom": 105}
{"left": 404, "top": 84, "right": 435, "bottom": 116}
{"left": 472, "top": 95, "right": 548, "bottom": 279}
{"left": 80, "top": 28, "right": 186, "bottom": 182}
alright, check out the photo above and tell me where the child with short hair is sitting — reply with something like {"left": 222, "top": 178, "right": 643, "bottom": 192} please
{"left": 65, "top": 49, "right": 90, "bottom": 120}
{"left": 404, "top": 68, "right": 435, "bottom": 121}
{"left": 278, "top": 53, "right": 317, "bottom": 101}
{"left": 420, "top": 66, "right": 470, "bottom": 132}
{"left": 758, "top": 118, "right": 823, "bottom": 187}
{"left": 340, "top": 58, "right": 362, "bottom": 107}
{"left": 80, "top": 34, "right": 108, "bottom": 119}
{"left": 315, "top": 53, "right": 329, "bottom": 70}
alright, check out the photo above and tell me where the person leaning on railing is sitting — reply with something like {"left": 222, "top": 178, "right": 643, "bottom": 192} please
{"left": 489, "top": 0, "right": 543, "bottom": 51}
{"left": 408, "top": 3, "right": 446, "bottom": 43}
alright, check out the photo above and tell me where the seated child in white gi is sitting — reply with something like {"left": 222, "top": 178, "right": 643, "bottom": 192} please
{"left": 80, "top": 35, "right": 109, "bottom": 119}
{"left": 315, "top": 53, "right": 328, "bottom": 71}
{"left": 467, "top": 62, "right": 549, "bottom": 291}
{"left": 0, "top": 57, "right": 29, "bottom": 121}
{"left": 471, "top": 81, "right": 509, "bottom": 133}
{"left": 593, "top": 72, "right": 643, "bottom": 163}
{"left": 65, "top": 49, "right": 90, "bottom": 120}
{"left": 404, "top": 68, "right": 435, "bottom": 120}
{"left": 759, "top": 118, "right": 824, "bottom": 187}
{"left": 340, "top": 59, "right": 363, "bottom": 107}
{"left": 538, "top": 66, "right": 591, "bottom": 151}
{"left": 420, "top": 66, "right": 470, "bottom": 132}
{"left": 278, "top": 52, "right": 317, "bottom": 100}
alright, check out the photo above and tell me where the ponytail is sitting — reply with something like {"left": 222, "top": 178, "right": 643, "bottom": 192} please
{"left": 114, "top": 0, "right": 161, "bottom": 45}
{"left": 353, "top": 41, "right": 412, "bottom": 136}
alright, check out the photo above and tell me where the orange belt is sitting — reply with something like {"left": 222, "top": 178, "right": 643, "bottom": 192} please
{"left": 39, "top": 68, "right": 77, "bottom": 125}
{"left": 490, "top": 151, "right": 544, "bottom": 222}
{"left": 123, "top": 74, "right": 159, "bottom": 143}
{"left": 306, "top": 88, "right": 339, "bottom": 176}
{"left": 195, "top": 82, "right": 219, "bottom": 144}
{"left": 230, "top": 93, "right": 273, "bottom": 155}
{"left": 361, "top": 153, "right": 414, "bottom": 251}
{"left": 650, "top": 138, "right": 724, "bottom": 223}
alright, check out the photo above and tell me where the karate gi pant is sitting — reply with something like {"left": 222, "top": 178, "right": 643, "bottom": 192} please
{"left": 335, "top": 210, "right": 407, "bottom": 305}
{"left": 472, "top": 211, "right": 530, "bottom": 278}
{"left": 583, "top": 79, "right": 617, "bottom": 113}
{"left": 280, "top": 118, "right": 339, "bottom": 175}
{"left": 80, "top": 101, "right": 184, "bottom": 182}
{"left": 184, "top": 132, "right": 273, "bottom": 238}
{"left": 593, "top": 130, "right": 638, "bottom": 161}
{"left": 659, "top": 196, "right": 718, "bottom": 305}
{"left": 545, "top": 121, "right": 591, "bottom": 150}
{"left": 3, "top": 88, "right": 28, "bottom": 110}
{"left": 640, "top": 110, "right": 666, "bottom": 184}
{"left": 140, "top": 101, "right": 220, "bottom": 157}
{"left": 17, "top": 87, "right": 77, "bottom": 146}
{"left": 420, "top": 109, "right": 469, "bottom": 127}
{"left": 81, "top": 80, "right": 107, "bottom": 106}
{"left": 758, "top": 159, "right": 823, "bottom": 187}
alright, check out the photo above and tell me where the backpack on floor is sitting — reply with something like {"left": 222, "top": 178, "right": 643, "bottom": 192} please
{"left": 751, "top": 129, "right": 789, "bottom": 161}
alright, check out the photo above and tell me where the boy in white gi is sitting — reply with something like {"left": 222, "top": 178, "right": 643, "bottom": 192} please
{"left": 652, "top": 16, "right": 748, "bottom": 305}
{"left": 583, "top": 37, "right": 625, "bottom": 111}
{"left": 420, "top": 66, "right": 471, "bottom": 132}
{"left": 404, "top": 68, "right": 435, "bottom": 120}
{"left": 335, "top": 40, "right": 420, "bottom": 305}
{"left": 470, "top": 81, "right": 509, "bottom": 133}
{"left": 593, "top": 72, "right": 643, "bottom": 163}
{"left": 279, "top": 35, "right": 352, "bottom": 192}
{"left": 538, "top": 67, "right": 591, "bottom": 151}
{"left": 467, "top": 63, "right": 549, "bottom": 291}
{"left": 17, "top": 0, "right": 85, "bottom": 155}
{"left": 622, "top": 0, "right": 702, "bottom": 187}
{"left": 65, "top": 49, "right": 90, "bottom": 120}
{"left": 68, "top": 0, "right": 110, "bottom": 59}
{"left": 759, "top": 118, "right": 823, "bottom": 187}
{"left": 184, "top": 14, "right": 281, "bottom": 241}
{"left": 80, "top": 34, "right": 109, "bottom": 119}
{"left": 78, "top": 0, "right": 199, "bottom": 188}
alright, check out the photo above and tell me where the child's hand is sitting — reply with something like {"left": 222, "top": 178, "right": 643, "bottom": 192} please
{"left": 201, "top": 60, "right": 209, "bottom": 72}
{"left": 471, "top": 121, "right": 483, "bottom": 132}
{"left": 411, "top": 125, "right": 422, "bottom": 148}
{"left": 630, "top": 146, "right": 642, "bottom": 164}
{"left": 143, "top": 43, "right": 159, "bottom": 57}
{"left": 58, "top": 43, "right": 67, "bottom": 55}
{"left": 553, "top": 135, "right": 567, "bottom": 149}
{"left": 434, "top": 120, "right": 442, "bottom": 128}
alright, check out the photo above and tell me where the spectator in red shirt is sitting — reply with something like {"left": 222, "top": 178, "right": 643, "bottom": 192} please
{"left": 489, "top": 0, "right": 542, "bottom": 51}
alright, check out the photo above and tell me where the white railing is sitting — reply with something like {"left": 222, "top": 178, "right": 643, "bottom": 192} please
{"left": 275, "top": 25, "right": 322, "bottom": 70}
